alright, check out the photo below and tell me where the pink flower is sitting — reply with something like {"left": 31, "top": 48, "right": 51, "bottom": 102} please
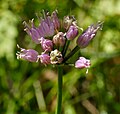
{"left": 66, "top": 25, "right": 78, "bottom": 40}
{"left": 40, "top": 37, "right": 53, "bottom": 52}
{"left": 16, "top": 45, "right": 39, "bottom": 62}
{"left": 51, "top": 10, "right": 60, "bottom": 30}
{"left": 38, "top": 16, "right": 55, "bottom": 37}
{"left": 23, "top": 11, "right": 56, "bottom": 44}
{"left": 39, "top": 53, "right": 50, "bottom": 65}
{"left": 77, "top": 21, "right": 103, "bottom": 48}
{"left": 23, "top": 19, "right": 41, "bottom": 44}
{"left": 75, "top": 57, "right": 90, "bottom": 69}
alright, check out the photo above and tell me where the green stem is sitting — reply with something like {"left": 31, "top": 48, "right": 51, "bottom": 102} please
{"left": 56, "top": 66, "right": 63, "bottom": 114}
{"left": 62, "top": 40, "right": 70, "bottom": 57}
{"left": 63, "top": 45, "right": 80, "bottom": 63}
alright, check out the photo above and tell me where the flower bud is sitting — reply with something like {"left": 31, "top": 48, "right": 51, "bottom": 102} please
{"left": 40, "top": 37, "right": 53, "bottom": 52}
{"left": 51, "top": 10, "right": 60, "bottom": 30}
{"left": 53, "top": 32, "right": 65, "bottom": 46}
{"left": 77, "top": 21, "right": 103, "bottom": 48}
{"left": 66, "top": 25, "right": 78, "bottom": 40}
{"left": 75, "top": 57, "right": 90, "bottom": 69}
{"left": 39, "top": 53, "right": 50, "bottom": 65}
{"left": 50, "top": 49, "right": 63, "bottom": 64}
{"left": 16, "top": 45, "right": 39, "bottom": 62}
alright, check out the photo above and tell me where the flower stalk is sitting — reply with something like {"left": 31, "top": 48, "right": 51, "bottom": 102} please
{"left": 63, "top": 45, "right": 80, "bottom": 63}
{"left": 62, "top": 40, "right": 70, "bottom": 57}
{"left": 56, "top": 66, "right": 63, "bottom": 114}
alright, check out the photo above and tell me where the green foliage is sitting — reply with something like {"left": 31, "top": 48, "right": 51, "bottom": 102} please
{"left": 0, "top": 0, "right": 120, "bottom": 114}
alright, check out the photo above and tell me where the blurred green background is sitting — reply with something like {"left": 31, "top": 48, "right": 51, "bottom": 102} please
{"left": 0, "top": 0, "right": 120, "bottom": 114}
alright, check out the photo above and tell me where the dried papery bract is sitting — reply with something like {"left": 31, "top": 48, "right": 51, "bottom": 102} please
{"left": 63, "top": 16, "right": 77, "bottom": 30}
{"left": 50, "top": 49, "right": 63, "bottom": 64}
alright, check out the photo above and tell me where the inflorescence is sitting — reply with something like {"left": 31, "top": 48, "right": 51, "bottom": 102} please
{"left": 16, "top": 10, "right": 103, "bottom": 71}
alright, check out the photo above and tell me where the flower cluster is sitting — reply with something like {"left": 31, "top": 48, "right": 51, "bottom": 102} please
{"left": 16, "top": 10, "right": 103, "bottom": 71}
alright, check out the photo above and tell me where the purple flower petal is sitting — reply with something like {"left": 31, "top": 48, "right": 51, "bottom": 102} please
{"left": 66, "top": 25, "right": 78, "bottom": 40}
{"left": 75, "top": 57, "right": 90, "bottom": 69}
{"left": 39, "top": 53, "right": 50, "bottom": 65}
{"left": 16, "top": 45, "right": 39, "bottom": 62}
{"left": 77, "top": 21, "right": 103, "bottom": 48}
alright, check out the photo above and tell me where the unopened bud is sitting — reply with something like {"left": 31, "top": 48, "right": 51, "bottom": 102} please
{"left": 40, "top": 37, "right": 53, "bottom": 52}
{"left": 39, "top": 53, "right": 50, "bottom": 65}
{"left": 53, "top": 32, "right": 66, "bottom": 46}
{"left": 66, "top": 25, "right": 78, "bottom": 40}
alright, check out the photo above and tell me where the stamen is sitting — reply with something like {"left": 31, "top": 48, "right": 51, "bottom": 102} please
{"left": 23, "top": 21, "right": 31, "bottom": 29}
{"left": 17, "top": 44, "right": 25, "bottom": 52}
{"left": 98, "top": 21, "right": 104, "bottom": 30}
{"left": 17, "top": 44, "right": 21, "bottom": 49}
{"left": 29, "top": 19, "right": 34, "bottom": 28}
{"left": 16, "top": 53, "right": 20, "bottom": 59}
{"left": 86, "top": 69, "right": 89, "bottom": 74}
